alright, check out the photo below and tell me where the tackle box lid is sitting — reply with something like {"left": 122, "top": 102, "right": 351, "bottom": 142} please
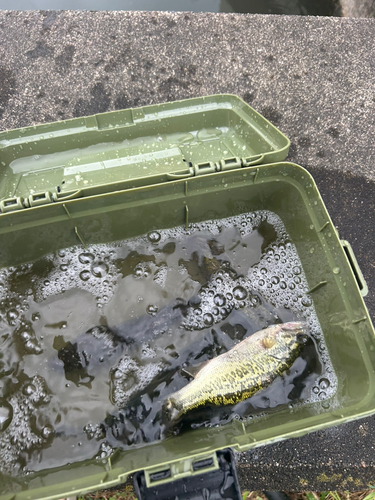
{"left": 0, "top": 94, "right": 289, "bottom": 213}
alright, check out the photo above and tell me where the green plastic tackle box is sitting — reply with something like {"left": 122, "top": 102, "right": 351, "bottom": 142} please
{"left": 0, "top": 94, "right": 374, "bottom": 500}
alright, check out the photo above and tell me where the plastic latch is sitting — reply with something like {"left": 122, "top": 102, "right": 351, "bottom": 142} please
{"left": 144, "top": 452, "right": 219, "bottom": 488}
{"left": 133, "top": 449, "right": 241, "bottom": 500}
{"left": 341, "top": 240, "right": 368, "bottom": 297}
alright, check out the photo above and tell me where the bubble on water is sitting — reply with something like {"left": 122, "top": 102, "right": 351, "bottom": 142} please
{"left": 80, "top": 270, "right": 91, "bottom": 281}
{"left": 0, "top": 400, "right": 13, "bottom": 431}
{"left": 20, "top": 331, "right": 31, "bottom": 341}
{"left": 214, "top": 294, "right": 226, "bottom": 307}
{"left": 17, "top": 320, "right": 43, "bottom": 355}
{"left": 31, "top": 312, "right": 40, "bottom": 322}
{"left": 147, "top": 304, "right": 159, "bottom": 316}
{"left": 78, "top": 252, "right": 95, "bottom": 264}
{"left": 250, "top": 295, "right": 261, "bottom": 306}
{"left": 111, "top": 356, "right": 166, "bottom": 407}
{"left": 91, "top": 261, "right": 109, "bottom": 278}
{"left": 203, "top": 313, "right": 214, "bottom": 326}
{"left": 29, "top": 244, "right": 120, "bottom": 306}
{"left": 0, "top": 375, "right": 50, "bottom": 475}
{"left": 7, "top": 309, "right": 19, "bottom": 324}
{"left": 41, "top": 425, "right": 54, "bottom": 439}
{"left": 84, "top": 422, "right": 105, "bottom": 440}
{"left": 319, "top": 378, "right": 330, "bottom": 390}
{"left": 153, "top": 265, "right": 168, "bottom": 287}
{"left": 233, "top": 286, "right": 247, "bottom": 301}
{"left": 293, "top": 266, "right": 301, "bottom": 275}
{"left": 96, "top": 441, "right": 114, "bottom": 460}
{"left": 22, "top": 384, "right": 36, "bottom": 396}
{"left": 141, "top": 344, "right": 157, "bottom": 359}
{"left": 147, "top": 231, "right": 161, "bottom": 243}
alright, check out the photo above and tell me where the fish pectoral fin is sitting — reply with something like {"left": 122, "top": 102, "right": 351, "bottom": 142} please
{"left": 269, "top": 354, "right": 282, "bottom": 361}
{"left": 181, "top": 360, "right": 210, "bottom": 379}
{"left": 262, "top": 338, "right": 276, "bottom": 349}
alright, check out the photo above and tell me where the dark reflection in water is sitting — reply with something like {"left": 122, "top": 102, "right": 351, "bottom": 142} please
{"left": 221, "top": 0, "right": 340, "bottom": 15}
{"left": 2, "top": 0, "right": 340, "bottom": 16}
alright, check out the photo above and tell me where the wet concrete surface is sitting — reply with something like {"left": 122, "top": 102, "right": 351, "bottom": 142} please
{"left": 0, "top": 10, "right": 374, "bottom": 491}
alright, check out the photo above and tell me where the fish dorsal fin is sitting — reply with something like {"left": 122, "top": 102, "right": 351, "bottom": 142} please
{"left": 181, "top": 360, "right": 210, "bottom": 379}
{"left": 262, "top": 337, "right": 276, "bottom": 349}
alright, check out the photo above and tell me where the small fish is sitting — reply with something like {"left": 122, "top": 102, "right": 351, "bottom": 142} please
{"left": 162, "top": 322, "right": 308, "bottom": 424}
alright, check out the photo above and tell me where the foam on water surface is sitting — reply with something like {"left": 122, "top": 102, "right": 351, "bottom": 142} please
{"left": 0, "top": 210, "right": 337, "bottom": 480}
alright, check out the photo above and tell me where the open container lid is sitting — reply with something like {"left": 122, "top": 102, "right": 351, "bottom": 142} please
{"left": 0, "top": 94, "right": 289, "bottom": 213}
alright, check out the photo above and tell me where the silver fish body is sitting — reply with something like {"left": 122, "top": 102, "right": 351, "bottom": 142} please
{"left": 162, "top": 321, "right": 307, "bottom": 424}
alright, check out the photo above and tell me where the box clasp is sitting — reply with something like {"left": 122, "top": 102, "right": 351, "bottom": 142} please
{"left": 134, "top": 449, "right": 241, "bottom": 500}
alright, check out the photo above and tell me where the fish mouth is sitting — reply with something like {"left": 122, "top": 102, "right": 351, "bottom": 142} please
{"left": 162, "top": 397, "right": 183, "bottom": 425}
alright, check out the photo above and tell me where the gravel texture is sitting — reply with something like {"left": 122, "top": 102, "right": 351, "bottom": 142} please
{"left": 0, "top": 10, "right": 374, "bottom": 492}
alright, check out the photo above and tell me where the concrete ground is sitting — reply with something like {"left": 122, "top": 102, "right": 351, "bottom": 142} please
{"left": 0, "top": 10, "right": 374, "bottom": 492}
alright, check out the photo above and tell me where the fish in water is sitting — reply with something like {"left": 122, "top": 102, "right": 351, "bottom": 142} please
{"left": 162, "top": 322, "right": 308, "bottom": 424}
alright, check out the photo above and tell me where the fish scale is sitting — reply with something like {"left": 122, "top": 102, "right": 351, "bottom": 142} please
{"left": 163, "top": 322, "right": 307, "bottom": 424}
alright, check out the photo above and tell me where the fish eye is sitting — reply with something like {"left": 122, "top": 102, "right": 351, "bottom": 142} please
{"left": 297, "top": 333, "right": 308, "bottom": 343}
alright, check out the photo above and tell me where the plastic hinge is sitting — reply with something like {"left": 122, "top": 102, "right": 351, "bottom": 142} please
{"left": 134, "top": 449, "right": 241, "bottom": 500}
{"left": 0, "top": 196, "right": 25, "bottom": 213}
{"left": 220, "top": 157, "right": 242, "bottom": 171}
{"left": 0, "top": 190, "right": 85, "bottom": 213}
{"left": 193, "top": 161, "right": 218, "bottom": 176}
{"left": 191, "top": 156, "right": 265, "bottom": 177}
{"left": 24, "top": 191, "right": 53, "bottom": 208}
{"left": 0, "top": 192, "right": 55, "bottom": 213}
